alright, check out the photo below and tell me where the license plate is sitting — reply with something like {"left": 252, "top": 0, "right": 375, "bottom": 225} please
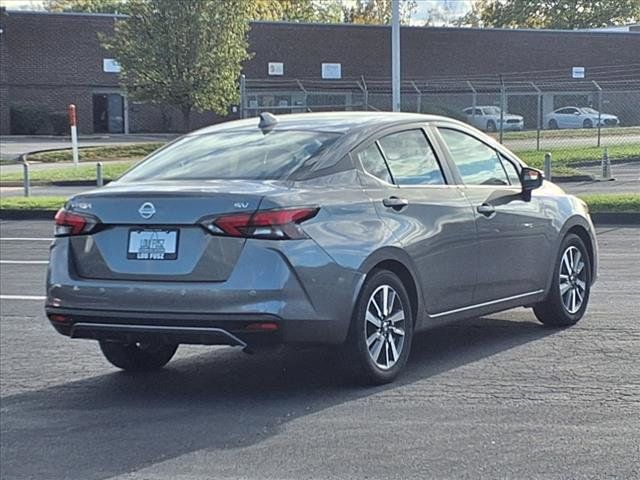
{"left": 127, "top": 229, "right": 178, "bottom": 260}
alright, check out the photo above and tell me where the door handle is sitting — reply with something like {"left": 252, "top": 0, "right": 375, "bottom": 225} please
{"left": 476, "top": 203, "right": 496, "bottom": 217}
{"left": 383, "top": 196, "right": 409, "bottom": 210}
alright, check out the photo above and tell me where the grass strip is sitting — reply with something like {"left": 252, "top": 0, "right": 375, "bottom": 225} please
{"left": 0, "top": 161, "right": 135, "bottom": 182}
{"left": 26, "top": 143, "right": 163, "bottom": 163}
{"left": 577, "top": 193, "right": 640, "bottom": 213}
{"left": 515, "top": 143, "right": 640, "bottom": 168}
{"left": 0, "top": 196, "right": 67, "bottom": 210}
{"left": 501, "top": 126, "right": 640, "bottom": 141}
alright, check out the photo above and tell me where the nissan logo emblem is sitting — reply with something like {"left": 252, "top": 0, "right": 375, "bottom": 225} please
{"left": 138, "top": 202, "right": 156, "bottom": 219}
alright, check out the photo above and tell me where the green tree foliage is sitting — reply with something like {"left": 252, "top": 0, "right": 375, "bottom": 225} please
{"left": 252, "top": 0, "right": 343, "bottom": 22}
{"left": 102, "top": 0, "right": 252, "bottom": 131}
{"left": 46, "top": 0, "right": 130, "bottom": 14}
{"left": 472, "top": 0, "right": 640, "bottom": 29}
{"left": 342, "top": 0, "right": 417, "bottom": 25}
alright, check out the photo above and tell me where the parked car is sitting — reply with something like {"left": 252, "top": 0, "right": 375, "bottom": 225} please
{"left": 46, "top": 112, "right": 598, "bottom": 385}
{"left": 545, "top": 107, "right": 619, "bottom": 129}
{"left": 463, "top": 106, "right": 524, "bottom": 132}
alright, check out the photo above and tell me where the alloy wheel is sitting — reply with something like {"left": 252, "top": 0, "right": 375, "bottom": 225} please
{"left": 364, "top": 284, "right": 406, "bottom": 370}
{"left": 559, "top": 246, "right": 587, "bottom": 314}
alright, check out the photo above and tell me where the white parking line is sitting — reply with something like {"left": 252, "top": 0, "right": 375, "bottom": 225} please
{"left": 0, "top": 260, "right": 49, "bottom": 265}
{"left": 0, "top": 295, "right": 46, "bottom": 301}
{"left": 0, "top": 238, "right": 53, "bottom": 241}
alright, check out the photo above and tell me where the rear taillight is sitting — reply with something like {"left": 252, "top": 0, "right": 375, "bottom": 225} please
{"left": 54, "top": 209, "right": 97, "bottom": 237}
{"left": 204, "top": 207, "right": 319, "bottom": 240}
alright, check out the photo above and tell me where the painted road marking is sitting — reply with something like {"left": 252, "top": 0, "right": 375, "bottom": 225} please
{"left": 0, "top": 260, "right": 49, "bottom": 265}
{"left": 0, "top": 238, "right": 53, "bottom": 241}
{"left": 0, "top": 295, "right": 46, "bottom": 301}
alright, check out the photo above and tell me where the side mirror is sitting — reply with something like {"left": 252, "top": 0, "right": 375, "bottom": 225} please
{"left": 521, "top": 167, "right": 543, "bottom": 193}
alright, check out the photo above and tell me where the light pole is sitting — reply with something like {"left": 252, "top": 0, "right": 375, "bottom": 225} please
{"left": 391, "top": 0, "right": 400, "bottom": 112}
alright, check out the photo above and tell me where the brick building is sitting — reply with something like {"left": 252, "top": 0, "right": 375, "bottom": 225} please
{"left": 1, "top": 8, "right": 639, "bottom": 135}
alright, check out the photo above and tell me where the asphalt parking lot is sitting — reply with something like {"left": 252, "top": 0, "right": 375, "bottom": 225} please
{"left": 1, "top": 220, "right": 639, "bottom": 480}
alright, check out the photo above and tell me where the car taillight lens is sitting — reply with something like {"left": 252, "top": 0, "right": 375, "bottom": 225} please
{"left": 204, "top": 207, "right": 319, "bottom": 240}
{"left": 54, "top": 209, "right": 97, "bottom": 236}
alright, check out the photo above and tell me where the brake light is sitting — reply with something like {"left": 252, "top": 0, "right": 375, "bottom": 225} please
{"left": 205, "top": 207, "right": 319, "bottom": 240}
{"left": 54, "top": 209, "right": 97, "bottom": 236}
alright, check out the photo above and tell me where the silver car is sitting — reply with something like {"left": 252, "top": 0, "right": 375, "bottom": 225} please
{"left": 545, "top": 106, "right": 620, "bottom": 129}
{"left": 463, "top": 106, "right": 524, "bottom": 132}
{"left": 47, "top": 112, "right": 598, "bottom": 385}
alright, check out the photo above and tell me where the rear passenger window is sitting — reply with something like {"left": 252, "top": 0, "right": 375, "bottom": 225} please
{"left": 377, "top": 130, "right": 445, "bottom": 186}
{"left": 357, "top": 143, "right": 392, "bottom": 183}
{"left": 438, "top": 128, "right": 509, "bottom": 186}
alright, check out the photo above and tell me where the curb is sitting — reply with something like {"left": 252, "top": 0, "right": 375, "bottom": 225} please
{"left": 0, "top": 180, "right": 110, "bottom": 187}
{"left": 1, "top": 209, "right": 639, "bottom": 225}
{"left": 590, "top": 212, "right": 640, "bottom": 225}
{"left": 0, "top": 209, "right": 57, "bottom": 220}
{"left": 552, "top": 174, "right": 595, "bottom": 183}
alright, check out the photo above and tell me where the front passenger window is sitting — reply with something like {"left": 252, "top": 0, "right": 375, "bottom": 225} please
{"left": 438, "top": 128, "right": 509, "bottom": 186}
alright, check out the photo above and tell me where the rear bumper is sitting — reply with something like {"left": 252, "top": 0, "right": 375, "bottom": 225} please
{"left": 46, "top": 307, "right": 348, "bottom": 346}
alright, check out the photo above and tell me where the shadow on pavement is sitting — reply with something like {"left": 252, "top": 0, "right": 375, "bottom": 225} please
{"left": 0, "top": 315, "right": 557, "bottom": 480}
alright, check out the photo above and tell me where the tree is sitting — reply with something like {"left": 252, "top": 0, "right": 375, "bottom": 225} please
{"left": 46, "top": 0, "right": 130, "bottom": 14}
{"left": 254, "top": 0, "right": 343, "bottom": 23}
{"left": 474, "top": 0, "right": 640, "bottom": 29}
{"left": 102, "top": 0, "right": 252, "bottom": 131}
{"left": 342, "top": 0, "right": 417, "bottom": 25}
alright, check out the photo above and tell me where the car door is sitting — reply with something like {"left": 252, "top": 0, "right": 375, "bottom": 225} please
{"left": 355, "top": 126, "right": 479, "bottom": 316}
{"left": 434, "top": 125, "right": 553, "bottom": 304}
{"left": 553, "top": 108, "right": 569, "bottom": 128}
{"left": 563, "top": 107, "right": 581, "bottom": 128}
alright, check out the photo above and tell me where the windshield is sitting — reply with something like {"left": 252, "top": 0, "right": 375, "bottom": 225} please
{"left": 482, "top": 107, "right": 502, "bottom": 115}
{"left": 580, "top": 107, "right": 599, "bottom": 114}
{"left": 118, "top": 130, "right": 341, "bottom": 182}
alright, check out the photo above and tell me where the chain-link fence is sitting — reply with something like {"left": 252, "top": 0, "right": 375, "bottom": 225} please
{"left": 240, "top": 75, "right": 640, "bottom": 176}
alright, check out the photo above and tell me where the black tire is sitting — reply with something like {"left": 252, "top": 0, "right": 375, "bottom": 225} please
{"left": 343, "top": 269, "right": 414, "bottom": 385}
{"left": 486, "top": 120, "right": 497, "bottom": 132}
{"left": 533, "top": 234, "right": 591, "bottom": 327}
{"left": 548, "top": 119, "right": 558, "bottom": 130}
{"left": 583, "top": 119, "right": 593, "bottom": 128}
{"left": 99, "top": 340, "right": 178, "bottom": 371}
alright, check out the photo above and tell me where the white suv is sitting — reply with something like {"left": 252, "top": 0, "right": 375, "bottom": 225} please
{"left": 463, "top": 106, "right": 524, "bottom": 132}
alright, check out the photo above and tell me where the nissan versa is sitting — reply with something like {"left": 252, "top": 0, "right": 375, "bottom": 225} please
{"left": 46, "top": 112, "right": 597, "bottom": 384}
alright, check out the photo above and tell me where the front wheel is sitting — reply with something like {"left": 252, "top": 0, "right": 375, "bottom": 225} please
{"left": 533, "top": 234, "right": 591, "bottom": 327}
{"left": 486, "top": 120, "right": 497, "bottom": 132}
{"left": 99, "top": 340, "right": 178, "bottom": 371}
{"left": 583, "top": 119, "right": 593, "bottom": 128}
{"left": 343, "top": 270, "right": 414, "bottom": 385}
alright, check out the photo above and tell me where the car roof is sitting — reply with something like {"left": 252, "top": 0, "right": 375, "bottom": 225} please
{"left": 190, "top": 111, "right": 453, "bottom": 135}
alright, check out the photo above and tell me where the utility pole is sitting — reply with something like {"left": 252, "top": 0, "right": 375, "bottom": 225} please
{"left": 391, "top": 0, "right": 400, "bottom": 112}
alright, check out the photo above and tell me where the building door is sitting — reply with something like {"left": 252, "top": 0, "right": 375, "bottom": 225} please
{"left": 93, "top": 93, "right": 124, "bottom": 133}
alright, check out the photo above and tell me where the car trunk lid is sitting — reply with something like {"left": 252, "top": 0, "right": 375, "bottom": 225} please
{"left": 66, "top": 180, "right": 291, "bottom": 282}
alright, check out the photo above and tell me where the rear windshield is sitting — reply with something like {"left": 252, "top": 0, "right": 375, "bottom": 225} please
{"left": 119, "top": 130, "right": 341, "bottom": 182}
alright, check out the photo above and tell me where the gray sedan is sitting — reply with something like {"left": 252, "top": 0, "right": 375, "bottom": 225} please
{"left": 46, "top": 112, "right": 597, "bottom": 385}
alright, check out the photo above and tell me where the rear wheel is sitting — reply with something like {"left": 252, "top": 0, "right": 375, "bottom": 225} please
{"left": 99, "top": 340, "right": 178, "bottom": 371}
{"left": 343, "top": 270, "right": 414, "bottom": 385}
{"left": 583, "top": 119, "right": 593, "bottom": 128}
{"left": 533, "top": 234, "right": 591, "bottom": 327}
{"left": 486, "top": 120, "right": 497, "bottom": 132}
{"left": 548, "top": 119, "right": 559, "bottom": 129}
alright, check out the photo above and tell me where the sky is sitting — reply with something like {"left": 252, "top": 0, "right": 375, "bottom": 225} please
{"left": 0, "top": 0, "right": 474, "bottom": 25}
